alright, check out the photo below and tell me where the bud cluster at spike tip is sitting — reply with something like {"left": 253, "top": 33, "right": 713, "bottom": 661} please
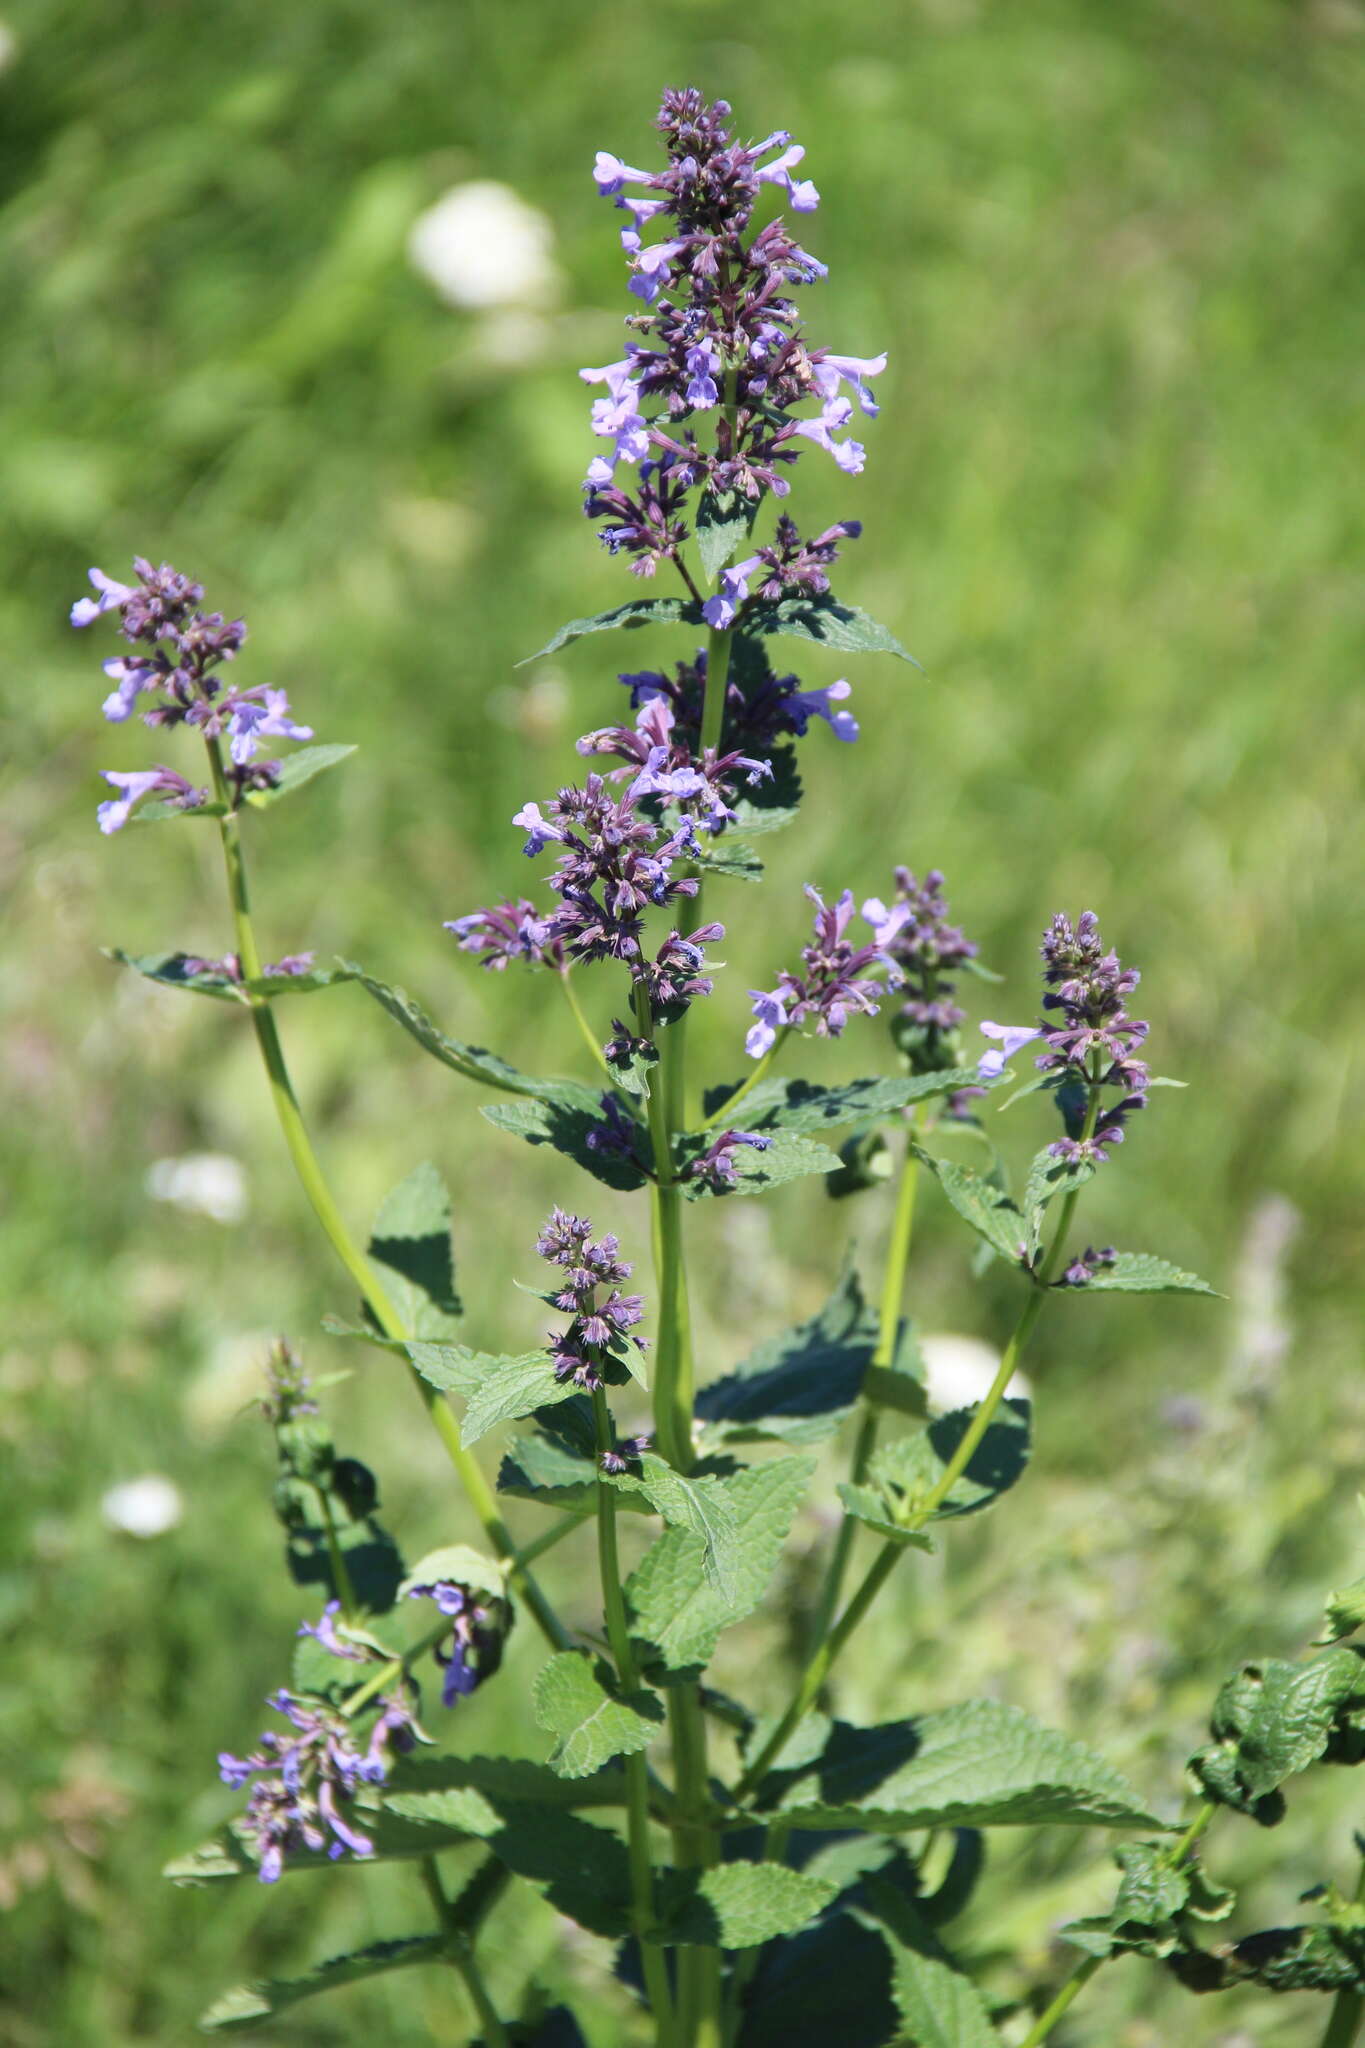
{"left": 535, "top": 1208, "right": 646, "bottom": 1392}
{"left": 866, "top": 866, "right": 981, "bottom": 1076}
{"left": 978, "top": 910, "right": 1150, "bottom": 1164}
{"left": 581, "top": 88, "right": 887, "bottom": 578}
{"left": 70, "top": 559, "right": 315, "bottom": 831}
{"left": 746, "top": 885, "right": 910, "bottom": 1058}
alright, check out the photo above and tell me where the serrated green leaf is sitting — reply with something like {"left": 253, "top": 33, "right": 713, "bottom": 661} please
{"left": 1022, "top": 1146, "right": 1095, "bottom": 1248}
{"left": 403, "top": 1343, "right": 576, "bottom": 1445}
{"left": 346, "top": 967, "right": 600, "bottom": 1103}
{"left": 1190, "top": 1646, "right": 1365, "bottom": 1819}
{"left": 482, "top": 1805, "right": 634, "bottom": 1938}
{"left": 399, "top": 1543, "right": 504, "bottom": 1602}
{"left": 199, "top": 1934, "right": 445, "bottom": 2031}
{"left": 1073, "top": 1252, "right": 1221, "bottom": 1296}
{"left": 626, "top": 1458, "right": 813, "bottom": 1672}
{"left": 243, "top": 742, "right": 358, "bottom": 807}
{"left": 696, "top": 1261, "right": 876, "bottom": 1448}
{"left": 533, "top": 1653, "right": 665, "bottom": 1779}
{"left": 693, "top": 840, "right": 763, "bottom": 882}
{"left": 771, "top": 1703, "right": 1164, "bottom": 1831}
{"left": 736, "top": 1911, "right": 899, "bottom": 2048}
{"left": 367, "top": 1162, "right": 462, "bottom": 1338}
{"left": 696, "top": 489, "right": 757, "bottom": 581}
{"left": 858, "top": 1887, "right": 1001, "bottom": 2047}
{"left": 1319, "top": 1574, "right": 1365, "bottom": 1645}
{"left": 678, "top": 1131, "right": 842, "bottom": 1201}
{"left": 913, "top": 1147, "right": 1028, "bottom": 1267}
{"left": 704, "top": 1069, "right": 996, "bottom": 1137}
{"left": 482, "top": 1095, "right": 651, "bottom": 1192}
{"left": 834, "top": 1483, "right": 936, "bottom": 1551}
{"left": 1169, "top": 1921, "right": 1365, "bottom": 1994}
{"left": 499, "top": 1429, "right": 601, "bottom": 1511}
{"left": 521, "top": 596, "right": 703, "bottom": 663}
{"left": 627, "top": 1455, "right": 739, "bottom": 1593}
{"left": 741, "top": 596, "right": 918, "bottom": 663}
{"left": 107, "top": 949, "right": 360, "bottom": 1001}
{"left": 659, "top": 1861, "right": 837, "bottom": 1948}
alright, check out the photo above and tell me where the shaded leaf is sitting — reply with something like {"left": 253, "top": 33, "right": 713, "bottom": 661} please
{"left": 845, "top": 1400, "right": 1031, "bottom": 1529}
{"left": 483, "top": 1805, "right": 634, "bottom": 1939}
{"left": 1189, "top": 1646, "right": 1365, "bottom": 1822}
{"left": 347, "top": 967, "right": 599, "bottom": 1102}
{"left": 1023, "top": 1146, "right": 1095, "bottom": 1248}
{"left": 696, "top": 1261, "right": 876, "bottom": 1448}
{"left": 522, "top": 597, "right": 703, "bottom": 663}
{"left": 741, "top": 596, "right": 918, "bottom": 663}
{"left": 367, "top": 1162, "right": 462, "bottom": 1339}
{"left": 735, "top": 1910, "right": 898, "bottom": 2048}
{"left": 107, "top": 948, "right": 358, "bottom": 1003}
{"left": 533, "top": 1653, "right": 665, "bottom": 1779}
{"left": 483, "top": 1095, "right": 651, "bottom": 1193}
{"left": 199, "top": 1935, "right": 445, "bottom": 2032}
{"left": 862, "top": 1317, "right": 930, "bottom": 1421}
{"left": 626, "top": 1458, "right": 814, "bottom": 1672}
{"left": 769, "top": 1704, "right": 1164, "bottom": 1831}
{"left": 858, "top": 1885, "right": 1001, "bottom": 2047}
{"left": 1168, "top": 1921, "right": 1365, "bottom": 1995}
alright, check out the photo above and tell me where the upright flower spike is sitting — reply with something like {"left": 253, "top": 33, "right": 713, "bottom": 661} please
{"left": 978, "top": 911, "right": 1150, "bottom": 1162}
{"left": 581, "top": 88, "right": 886, "bottom": 572}
{"left": 868, "top": 867, "right": 981, "bottom": 1072}
{"left": 534, "top": 1209, "right": 646, "bottom": 1391}
{"left": 746, "top": 885, "right": 907, "bottom": 1057}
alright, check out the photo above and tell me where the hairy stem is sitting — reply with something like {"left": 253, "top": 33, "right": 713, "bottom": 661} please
{"left": 420, "top": 1855, "right": 512, "bottom": 2048}
{"left": 636, "top": 982, "right": 694, "bottom": 1473}
{"left": 203, "top": 739, "right": 569, "bottom": 1652}
{"left": 1014, "top": 1953, "right": 1104, "bottom": 2048}
{"left": 808, "top": 1123, "right": 922, "bottom": 1640}
{"left": 593, "top": 1392, "right": 675, "bottom": 2043}
{"left": 558, "top": 968, "right": 611, "bottom": 1074}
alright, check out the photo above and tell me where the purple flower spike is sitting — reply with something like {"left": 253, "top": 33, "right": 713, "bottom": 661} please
{"left": 593, "top": 150, "right": 656, "bottom": 194}
{"left": 978, "top": 1020, "right": 1044, "bottom": 1080}
{"left": 534, "top": 1208, "right": 648, "bottom": 1394}
{"left": 701, "top": 555, "right": 762, "bottom": 630}
{"left": 747, "top": 881, "right": 904, "bottom": 1055}
{"left": 788, "top": 397, "right": 866, "bottom": 474}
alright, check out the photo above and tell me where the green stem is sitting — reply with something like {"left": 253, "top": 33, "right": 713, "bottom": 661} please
{"left": 1319, "top": 1844, "right": 1365, "bottom": 2048}
{"left": 203, "top": 739, "right": 569, "bottom": 1653}
{"left": 592, "top": 1392, "right": 675, "bottom": 2044}
{"left": 1015, "top": 1953, "right": 1104, "bottom": 2048}
{"left": 735, "top": 1542, "right": 901, "bottom": 1802}
{"left": 420, "top": 1856, "right": 512, "bottom": 2048}
{"left": 559, "top": 969, "right": 611, "bottom": 1074}
{"left": 636, "top": 983, "right": 694, "bottom": 1474}
{"left": 340, "top": 1618, "right": 450, "bottom": 1720}
{"left": 698, "top": 1027, "right": 791, "bottom": 1133}
{"left": 315, "top": 1484, "right": 359, "bottom": 1619}
{"left": 808, "top": 1127, "right": 922, "bottom": 1640}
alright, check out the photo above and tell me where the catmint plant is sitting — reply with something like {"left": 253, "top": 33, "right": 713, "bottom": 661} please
{"left": 88, "top": 84, "right": 1365, "bottom": 2048}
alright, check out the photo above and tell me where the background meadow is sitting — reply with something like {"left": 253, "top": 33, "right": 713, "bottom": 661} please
{"left": 3, "top": 0, "right": 1364, "bottom": 2040}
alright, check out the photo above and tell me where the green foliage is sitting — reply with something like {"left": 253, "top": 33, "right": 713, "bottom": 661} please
{"left": 1073, "top": 1252, "right": 1222, "bottom": 1296}
{"left": 1168, "top": 1920, "right": 1365, "bottom": 1995}
{"left": 913, "top": 1146, "right": 1029, "bottom": 1266}
{"left": 523, "top": 597, "right": 703, "bottom": 662}
{"left": 735, "top": 1910, "right": 899, "bottom": 2048}
{"left": 198, "top": 1934, "right": 446, "bottom": 2032}
{"left": 740, "top": 597, "right": 918, "bottom": 663}
{"left": 1065, "top": 1840, "right": 1234, "bottom": 1960}
{"left": 676, "top": 1131, "right": 843, "bottom": 1200}
{"left": 106, "top": 948, "right": 358, "bottom": 1001}
{"left": 483, "top": 1094, "right": 651, "bottom": 1192}
{"left": 1022, "top": 1145, "right": 1096, "bottom": 1247}
{"left": 532, "top": 1652, "right": 664, "bottom": 1779}
{"left": 696, "top": 490, "right": 757, "bottom": 582}
{"left": 399, "top": 1542, "right": 506, "bottom": 1603}
{"left": 657, "top": 1861, "right": 838, "bottom": 1948}
{"left": 696, "top": 1261, "right": 876, "bottom": 1448}
{"left": 839, "top": 1399, "right": 1031, "bottom": 1538}
{"left": 626, "top": 1458, "right": 814, "bottom": 1673}
{"left": 860, "top": 1883, "right": 1002, "bottom": 2047}
{"left": 766, "top": 1703, "right": 1164, "bottom": 1831}
{"left": 402, "top": 1343, "right": 575, "bottom": 1445}
{"left": 243, "top": 742, "right": 358, "bottom": 807}
{"left": 1189, "top": 1646, "right": 1365, "bottom": 1823}
{"left": 704, "top": 1069, "right": 997, "bottom": 1137}
{"left": 347, "top": 967, "right": 599, "bottom": 1100}
{"left": 366, "top": 1161, "right": 462, "bottom": 1338}
{"left": 1320, "top": 1574, "right": 1365, "bottom": 1645}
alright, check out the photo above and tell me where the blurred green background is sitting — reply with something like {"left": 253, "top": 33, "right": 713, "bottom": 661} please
{"left": 3, "top": 0, "right": 1364, "bottom": 2040}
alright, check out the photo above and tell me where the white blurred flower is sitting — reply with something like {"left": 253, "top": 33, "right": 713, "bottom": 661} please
{"left": 920, "top": 1332, "right": 1031, "bottom": 1416}
{"left": 407, "top": 180, "right": 560, "bottom": 309}
{"left": 146, "top": 1152, "right": 247, "bottom": 1225}
{"left": 183, "top": 1330, "right": 276, "bottom": 1438}
{"left": 101, "top": 1474, "right": 184, "bottom": 1538}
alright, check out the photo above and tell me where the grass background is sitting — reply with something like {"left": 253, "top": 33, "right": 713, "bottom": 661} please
{"left": 3, "top": 0, "right": 1364, "bottom": 2040}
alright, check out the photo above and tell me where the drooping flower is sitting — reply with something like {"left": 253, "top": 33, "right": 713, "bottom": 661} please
{"left": 406, "top": 1580, "right": 508, "bottom": 1708}
{"left": 977, "top": 1021, "right": 1043, "bottom": 1080}
{"left": 444, "top": 898, "right": 564, "bottom": 972}
{"left": 683, "top": 1127, "right": 772, "bottom": 1191}
{"left": 97, "top": 766, "right": 205, "bottom": 834}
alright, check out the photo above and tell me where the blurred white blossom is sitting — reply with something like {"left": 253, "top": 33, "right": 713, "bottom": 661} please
{"left": 100, "top": 1475, "right": 184, "bottom": 1538}
{"left": 920, "top": 1332, "right": 1031, "bottom": 1416}
{"left": 407, "top": 180, "right": 560, "bottom": 309}
{"left": 146, "top": 1152, "right": 247, "bottom": 1225}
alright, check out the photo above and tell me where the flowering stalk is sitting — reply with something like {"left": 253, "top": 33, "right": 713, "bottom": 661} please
{"left": 200, "top": 735, "right": 570, "bottom": 1653}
